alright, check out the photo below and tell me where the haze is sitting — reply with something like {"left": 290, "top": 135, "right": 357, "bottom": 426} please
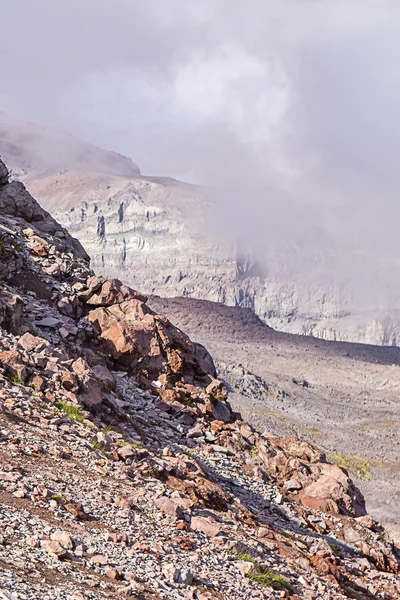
{"left": 0, "top": 1, "right": 398, "bottom": 188}
{"left": 1, "top": 0, "right": 400, "bottom": 288}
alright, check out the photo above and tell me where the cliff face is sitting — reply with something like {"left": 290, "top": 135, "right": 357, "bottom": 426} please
{"left": 45, "top": 173, "right": 400, "bottom": 347}
{"left": 1, "top": 156, "right": 400, "bottom": 598}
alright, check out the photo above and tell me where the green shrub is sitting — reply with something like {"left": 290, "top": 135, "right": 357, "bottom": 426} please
{"left": 237, "top": 552, "right": 255, "bottom": 563}
{"left": 54, "top": 401, "right": 85, "bottom": 423}
{"left": 246, "top": 567, "right": 293, "bottom": 594}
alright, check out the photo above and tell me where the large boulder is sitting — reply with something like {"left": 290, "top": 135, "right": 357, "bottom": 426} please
{"left": 84, "top": 278, "right": 147, "bottom": 307}
{"left": 258, "top": 436, "right": 366, "bottom": 517}
{"left": 87, "top": 289, "right": 216, "bottom": 386}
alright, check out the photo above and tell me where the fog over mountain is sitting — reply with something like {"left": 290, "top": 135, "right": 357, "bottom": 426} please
{"left": 1, "top": 1, "right": 399, "bottom": 192}
{"left": 1, "top": 1, "right": 400, "bottom": 341}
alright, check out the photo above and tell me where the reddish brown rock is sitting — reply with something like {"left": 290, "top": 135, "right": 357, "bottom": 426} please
{"left": 256, "top": 435, "right": 366, "bottom": 517}
{"left": 50, "top": 530, "right": 74, "bottom": 550}
{"left": 190, "top": 516, "right": 221, "bottom": 537}
{"left": 41, "top": 539, "right": 68, "bottom": 559}
{"left": 85, "top": 278, "right": 147, "bottom": 306}
{"left": 154, "top": 496, "right": 184, "bottom": 519}
{"left": 0, "top": 349, "right": 29, "bottom": 380}
{"left": 87, "top": 297, "right": 218, "bottom": 401}
{"left": 19, "top": 332, "right": 48, "bottom": 352}
{"left": 65, "top": 503, "right": 87, "bottom": 520}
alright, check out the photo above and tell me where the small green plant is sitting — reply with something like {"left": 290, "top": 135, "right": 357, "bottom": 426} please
{"left": 280, "top": 530, "right": 294, "bottom": 539}
{"left": 146, "top": 465, "right": 159, "bottom": 477}
{"left": 11, "top": 242, "right": 21, "bottom": 251}
{"left": 250, "top": 447, "right": 259, "bottom": 456}
{"left": 246, "top": 567, "right": 293, "bottom": 594}
{"left": 90, "top": 440, "right": 109, "bottom": 456}
{"left": 213, "top": 394, "right": 226, "bottom": 402}
{"left": 180, "top": 396, "right": 191, "bottom": 407}
{"left": 7, "top": 373, "right": 28, "bottom": 386}
{"left": 55, "top": 401, "right": 85, "bottom": 423}
{"left": 0, "top": 240, "right": 4, "bottom": 256}
{"left": 183, "top": 449, "right": 194, "bottom": 458}
{"left": 237, "top": 552, "right": 255, "bottom": 563}
{"left": 328, "top": 542, "right": 342, "bottom": 557}
{"left": 51, "top": 493, "right": 65, "bottom": 502}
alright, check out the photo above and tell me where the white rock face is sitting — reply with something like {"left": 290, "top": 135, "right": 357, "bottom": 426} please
{"left": 2, "top": 113, "right": 400, "bottom": 346}
{"left": 43, "top": 172, "right": 400, "bottom": 347}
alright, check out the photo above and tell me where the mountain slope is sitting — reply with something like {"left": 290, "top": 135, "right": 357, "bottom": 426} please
{"left": 149, "top": 295, "right": 400, "bottom": 539}
{"left": 1, "top": 157, "right": 400, "bottom": 598}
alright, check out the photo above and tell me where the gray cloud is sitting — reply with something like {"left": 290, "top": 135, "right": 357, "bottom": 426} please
{"left": 1, "top": 0, "right": 400, "bottom": 298}
{"left": 1, "top": 0, "right": 398, "bottom": 191}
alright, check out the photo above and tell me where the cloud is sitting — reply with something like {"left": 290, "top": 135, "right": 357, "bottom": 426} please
{"left": 0, "top": 0, "right": 394, "bottom": 186}
{"left": 1, "top": 0, "right": 400, "bottom": 286}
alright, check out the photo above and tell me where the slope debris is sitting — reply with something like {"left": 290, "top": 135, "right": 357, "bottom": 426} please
{"left": 0, "top": 157, "right": 399, "bottom": 599}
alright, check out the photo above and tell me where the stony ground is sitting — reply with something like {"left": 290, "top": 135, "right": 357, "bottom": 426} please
{"left": 1, "top": 346, "right": 400, "bottom": 600}
{"left": 0, "top": 158, "right": 400, "bottom": 599}
{"left": 149, "top": 297, "right": 400, "bottom": 542}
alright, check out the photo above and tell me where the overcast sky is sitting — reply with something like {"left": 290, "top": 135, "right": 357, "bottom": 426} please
{"left": 1, "top": 0, "right": 400, "bottom": 206}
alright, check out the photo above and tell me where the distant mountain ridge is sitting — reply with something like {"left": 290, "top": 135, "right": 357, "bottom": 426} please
{"left": 0, "top": 112, "right": 140, "bottom": 181}
{"left": 2, "top": 112, "right": 400, "bottom": 346}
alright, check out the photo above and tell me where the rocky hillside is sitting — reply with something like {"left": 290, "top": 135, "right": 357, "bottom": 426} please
{"left": 1, "top": 158, "right": 400, "bottom": 598}
{"left": 149, "top": 295, "right": 400, "bottom": 541}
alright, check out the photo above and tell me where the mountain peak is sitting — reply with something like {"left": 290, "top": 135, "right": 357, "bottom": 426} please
{"left": 0, "top": 112, "right": 140, "bottom": 181}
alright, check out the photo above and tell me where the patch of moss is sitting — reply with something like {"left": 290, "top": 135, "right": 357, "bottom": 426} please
{"left": 328, "top": 542, "right": 343, "bottom": 557}
{"left": 246, "top": 567, "right": 293, "bottom": 594}
{"left": 237, "top": 552, "right": 255, "bottom": 563}
{"left": 90, "top": 440, "right": 109, "bottom": 456}
{"left": 51, "top": 494, "right": 65, "bottom": 502}
{"left": 54, "top": 401, "right": 85, "bottom": 423}
{"left": 7, "top": 373, "right": 28, "bottom": 386}
{"left": 280, "top": 530, "right": 294, "bottom": 539}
